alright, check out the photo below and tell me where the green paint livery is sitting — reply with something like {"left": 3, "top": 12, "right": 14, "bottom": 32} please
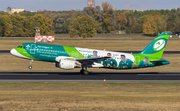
{"left": 10, "top": 32, "right": 171, "bottom": 74}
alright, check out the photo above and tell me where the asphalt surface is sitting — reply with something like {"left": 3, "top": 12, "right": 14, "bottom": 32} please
{"left": 0, "top": 72, "right": 180, "bottom": 82}
{"left": 1, "top": 50, "right": 180, "bottom": 54}
{"left": 0, "top": 50, "right": 10, "bottom": 54}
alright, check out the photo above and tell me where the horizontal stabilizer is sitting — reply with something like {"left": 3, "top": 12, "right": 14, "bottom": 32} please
{"left": 150, "top": 59, "right": 170, "bottom": 66}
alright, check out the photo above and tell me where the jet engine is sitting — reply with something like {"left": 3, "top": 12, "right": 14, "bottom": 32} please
{"left": 55, "top": 59, "right": 75, "bottom": 70}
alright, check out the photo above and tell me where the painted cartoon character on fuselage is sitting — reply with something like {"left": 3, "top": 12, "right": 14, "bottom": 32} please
{"left": 103, "top": 53, "right": 117, "bottom": 68}
{"left": 138, "top": 57, "right": 154, "bottom": 68}
{"left": 118, "top": 55, "right": 136, "bottom": 69}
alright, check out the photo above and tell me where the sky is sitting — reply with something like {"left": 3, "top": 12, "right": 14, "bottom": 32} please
{"left": 0, "top": 0, "right": 180, "bottom": 11}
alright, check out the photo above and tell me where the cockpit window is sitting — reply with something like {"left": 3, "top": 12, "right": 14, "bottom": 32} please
{"left": 17, "top": 45, "right": 25, "bottom": 49}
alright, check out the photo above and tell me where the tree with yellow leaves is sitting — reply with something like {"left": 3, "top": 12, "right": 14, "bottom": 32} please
{"left": 69, "top": 15, "right": 97, "bottom": 38}
{"left": 0, "top": 15, "right": 13, "bottom": 37}
{"left": 102, "top": 2, "right": 113, "bottom": 18}
{"left": 30, "top": 14, "right": 54, "bottom": 35}
{"left": 116, "top": 12, "right": 127, "bottom": 31}
{"left": 143, "top": 12, "right": 167, "bottom": 35}
{"left": 101, "top": 2, "right": 115, "bottom": 33}
{"left": 116, "top": 12, "right": 127, "bottom": 26}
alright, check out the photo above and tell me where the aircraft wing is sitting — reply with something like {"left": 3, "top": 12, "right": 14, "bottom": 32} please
{"left": 76, "top": 56, "right": 110, "bottom": 65}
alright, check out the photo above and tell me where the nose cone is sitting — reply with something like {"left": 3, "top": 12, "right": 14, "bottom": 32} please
{"left": 10, "top": 48, "right": 30, "bottom": 59}
{"left": 10, "top": 48, "right": 22, "bottom": 57}
{"left": 10, "top": 48, "right": 18, "bottom": 56}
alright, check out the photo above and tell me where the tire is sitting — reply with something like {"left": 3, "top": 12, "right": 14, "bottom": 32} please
{"left": 28, "top": 66, "right": 32, "bottom": 69}
{"left": 83, "top": 71, "right": 89, "bottom": 76}
{"left": 80, "top": 69, "right": 85, "bottom": 74}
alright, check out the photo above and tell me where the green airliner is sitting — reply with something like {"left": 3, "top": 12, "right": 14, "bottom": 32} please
{"left": 10, "top": 32, "right": 170, "bottom": 75}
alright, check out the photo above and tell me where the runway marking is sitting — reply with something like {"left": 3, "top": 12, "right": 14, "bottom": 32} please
{"left": 0, "top": 74, "right": 49, "bottom": 75}
{"left": 138, "top": 74, "right": 180, "bottom": 76}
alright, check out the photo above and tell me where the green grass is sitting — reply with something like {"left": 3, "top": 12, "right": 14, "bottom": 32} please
{"left": 0, "top": 82, "right": 180, "bottom": 111}
{"left": 54, "top": 33, "right": 147, "bottom": 38}
{"left": 55, "top": 34, "right": 70, "bottom": 37}
{"left": 104, "top": 82, "right": 180, "bottom": 85}
{"left": 0, "top": 37, "right": 179, "bottom": 51}
{"left": 96, "top": 33, "right": 145, "bottom": 37}
{"left": 54, "top": 33, "right": 180, "bottom": 38}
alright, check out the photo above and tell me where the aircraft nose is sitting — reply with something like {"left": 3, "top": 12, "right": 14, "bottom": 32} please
{"left": 10, "top": 48, "right": 29, "bottom": 59}
{"left": 10, "top": 48, "right": 18, "bottom": 56}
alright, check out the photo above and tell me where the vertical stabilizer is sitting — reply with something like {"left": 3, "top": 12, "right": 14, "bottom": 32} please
{"left": 139, "top": 32, "right": 170, "bottom": 59}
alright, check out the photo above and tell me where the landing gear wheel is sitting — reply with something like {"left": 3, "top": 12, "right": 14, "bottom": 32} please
{"left": 28, "top": 65, "right": 32, "bottom": 69}
{"left": 83, "top": 70, "right": 89, "bottom": 76}
{"left": 28, "top": 59, "right": 33, "bottom": 70}
{"left": 81, "top": 66, "right": 89, "bottom": 76}
{"left": 80, "top": 69, "right": 85, "bottom": 74}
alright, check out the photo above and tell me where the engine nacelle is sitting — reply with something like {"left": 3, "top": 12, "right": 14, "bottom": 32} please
{"left": 55, "top": 59, "right": 75, "bottom": 70}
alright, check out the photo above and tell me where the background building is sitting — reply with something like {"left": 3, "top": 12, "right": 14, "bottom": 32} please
{"left": 87, "top": 0, "right": 95, "bottom": 7}
{"left": 6, "top": 7, "right": 25, "bottom": 14}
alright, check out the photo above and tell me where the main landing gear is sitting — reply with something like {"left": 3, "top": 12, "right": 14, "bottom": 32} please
{"left": 28, "top": 59, "right": 33, "bottom": 69}
{"left": 80, "top": 66, "right": 89, "bottom": 76}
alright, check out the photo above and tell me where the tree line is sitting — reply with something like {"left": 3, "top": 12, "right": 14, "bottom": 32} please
{"left": 0, "top": 13, "right": 54, "bottom": 37}
{"left": 1, "top": 2, "right": 180, "bottom": 37}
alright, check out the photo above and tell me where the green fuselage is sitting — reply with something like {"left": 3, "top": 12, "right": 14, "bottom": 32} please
{"left": 10, "top": 32, "right": 171, "bottom": 69}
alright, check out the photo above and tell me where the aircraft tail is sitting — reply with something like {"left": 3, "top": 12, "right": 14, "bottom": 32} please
{"left": 139, "top": 32, "right": 170, "bottom": 59}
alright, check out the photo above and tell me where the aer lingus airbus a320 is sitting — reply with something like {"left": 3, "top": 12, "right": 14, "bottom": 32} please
{"left": 10, "top": 32, "right": 170, "bottom": 75}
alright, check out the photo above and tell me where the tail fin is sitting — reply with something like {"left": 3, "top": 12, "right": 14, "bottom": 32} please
{"left": 139, "top": 32, "right": 170, "bottom": 59}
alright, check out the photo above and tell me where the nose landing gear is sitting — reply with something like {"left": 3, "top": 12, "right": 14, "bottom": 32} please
{"left": 28, "top": 59, "right": 33, "bottom": 69}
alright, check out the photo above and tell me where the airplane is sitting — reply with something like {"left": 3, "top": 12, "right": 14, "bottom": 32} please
{"left": 10, "top": 32, "right": 170, "bottom": 75}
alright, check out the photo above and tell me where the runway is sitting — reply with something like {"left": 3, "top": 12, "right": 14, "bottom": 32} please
{"left": 1, "top": 50, "right": 180, "bottom": 54}
{"left": 0, "top": 50, "right": 10, "bottom": 54}
{"left": 0, "top": 72, "right": 180, "bottom": 82}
